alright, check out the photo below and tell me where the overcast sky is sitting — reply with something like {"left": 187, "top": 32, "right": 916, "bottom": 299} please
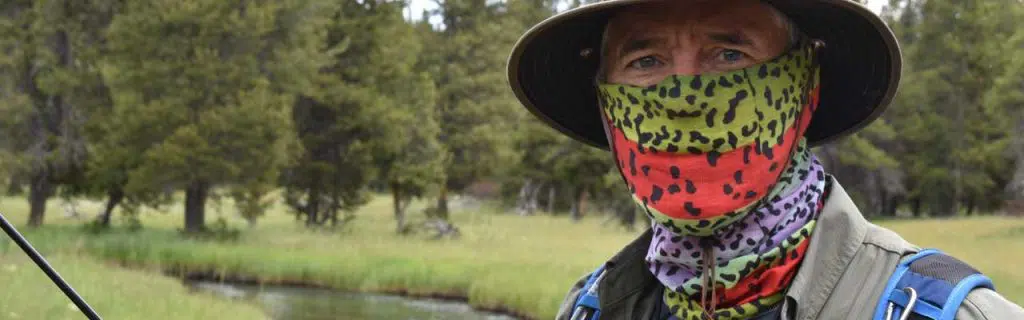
{"left": 404, "top": 0, "right": 887, "bottom": 25}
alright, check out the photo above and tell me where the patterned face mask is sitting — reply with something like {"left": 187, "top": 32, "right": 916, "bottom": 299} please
{"left": 597, "top": 41, "right": 821, "bottom": 237}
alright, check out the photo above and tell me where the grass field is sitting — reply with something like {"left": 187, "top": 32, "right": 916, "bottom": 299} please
{"left": 0, "top": 253, "right": 268, "bottom": 320}
{"left": 1, "top": 193, "right": 1023, "bottom": 320}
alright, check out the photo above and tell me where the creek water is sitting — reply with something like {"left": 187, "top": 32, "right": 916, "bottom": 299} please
{"left": 187, "top": 281, "right": 522, "bottom": 320}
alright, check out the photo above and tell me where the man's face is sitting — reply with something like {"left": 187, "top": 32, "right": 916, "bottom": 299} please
{"left": 602, "top": 0, "right": 794, "bottom": 86}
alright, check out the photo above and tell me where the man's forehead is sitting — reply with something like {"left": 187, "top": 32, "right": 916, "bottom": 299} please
{"left": 602, "top": 0, "right": 788, "bottom": 51}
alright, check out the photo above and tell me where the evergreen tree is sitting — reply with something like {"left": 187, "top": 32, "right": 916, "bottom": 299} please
{"left": 0, "top": 0, "right": 109, "bottom": 227}
{"left": 102, "top": 0, "right": 322, "bottom": 233}
{"left": 427, "top": 0, "right": 523, "bottom": 218}
{"left": 281, "top": 0, "right": 442, "bottom": 229}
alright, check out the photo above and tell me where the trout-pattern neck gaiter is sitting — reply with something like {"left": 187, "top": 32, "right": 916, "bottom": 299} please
{"left": 657, "top": 146, "right": 827, "bottom": 320}
{"left": 597, "top": 41, "right": 825, "bottom": 320}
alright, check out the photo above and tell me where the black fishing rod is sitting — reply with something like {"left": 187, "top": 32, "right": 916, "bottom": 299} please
{"left": 0, "top": 212, "right": 101, "bottom": 320}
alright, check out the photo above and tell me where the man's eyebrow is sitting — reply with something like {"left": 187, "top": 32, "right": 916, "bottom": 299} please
{"left": 617, "top": 37, "right": 664, "bottom": 58}
{"left": 708, "top": 31, "right": 753, "bottom": 46}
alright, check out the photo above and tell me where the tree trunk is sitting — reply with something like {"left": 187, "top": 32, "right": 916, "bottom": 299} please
{"left": 316, "top": 202, "right": 333, "bottom": 226}
{"left": 97, "top": 188, "right": 124, "bottom": 228}
{"left": 327, "top": 192, "right": 341, "bottom": 227}
{"left": 547, "top": 185, "right": 556, "bottom": 213}
{"left": 435, "top": 185, "right": 450, "bottom": 220}
{"left": 617, "top": 201, "right": 636, "bottom": 230}
{"left": 569, "top": 188, "right": 586, "bottom": 222}
{"left": 26, "top": 172, "right": 53, "bottom": 227}
{"left": 965, "top": 197, "right": 975, "bottom": 216}
{"left": 528, "top": 182, "right": 543, "bottom": 214}
{"left": 863, "top": 170, "right": 881, "bottom": 218}
{"left": 6, "top": 174, "right": 23, "bottom": 196}
{"left": 951, "top": 62, "right": 966, "bottom": 219}
{"left": 568, "top": 196, "right": 578, "bottom": 221}
{"left": 933, "top": 191, "right": 957, "bottom": 217}
{"left": 306, "top": 187, "right": 321, "bottom": 227}
{"left": 883, "top": 195, "right": 902, "bottom": 217}
{"left": 579, "top": 190, "right": 588, "bottom": 218}
{"left": 184, "top": 180, "right": 209, "bottom": 233}
{"left": 912, "top": 198, "right": 922, "bottom": 218}
{"left": 516, "top": 179, "right": 535, "bottom": 215}
{"left": 392, "top": 182, "right": 407, "bottom": 234}
{"left": 878, "top": 188, "right": 891, "bottom": 218}
{"left": 325, "top": 209, "right": 337, "bottom": 226}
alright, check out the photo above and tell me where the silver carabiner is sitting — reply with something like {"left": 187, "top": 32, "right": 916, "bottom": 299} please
{"left": 885, "top": 287, "right": 919, "bottom": 320}
{"left": 570, "top": 270, "right": 607, "bottom": 320}
{"left": 570, "top": 306, "right": 594, "bottom": 320}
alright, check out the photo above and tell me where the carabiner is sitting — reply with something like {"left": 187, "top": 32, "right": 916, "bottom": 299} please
{"left": 884, "top": 287, "right": 919, "bottom": 320}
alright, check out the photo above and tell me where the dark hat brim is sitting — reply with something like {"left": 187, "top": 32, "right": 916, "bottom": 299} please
{"left": 507, "top": 0, "right": 902, "bottom": 150}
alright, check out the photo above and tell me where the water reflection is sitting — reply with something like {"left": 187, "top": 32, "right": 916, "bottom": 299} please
{"left": 188, "top": 281, "right": 520, "bottom": 320}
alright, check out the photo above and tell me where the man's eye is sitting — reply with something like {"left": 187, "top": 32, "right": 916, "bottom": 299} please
{"left": 720, "top": 49, "right": 746, "bottom": 62}
{"left": 628, "top": 56, "right": 661, "bottom": 69}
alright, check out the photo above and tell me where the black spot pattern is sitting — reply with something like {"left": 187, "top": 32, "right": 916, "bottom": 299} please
{"left": 598, "top": 43, "right": 818, "bottom": 156}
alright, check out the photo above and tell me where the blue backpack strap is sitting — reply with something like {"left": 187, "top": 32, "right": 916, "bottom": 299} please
{"left": 570, "top": 264, "right": 607, "bottom": 320}
{"left": 873, "top": 249, "right": 995, "bottom": 320}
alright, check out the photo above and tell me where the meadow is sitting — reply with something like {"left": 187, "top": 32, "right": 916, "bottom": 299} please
{"left": 1, "top": 194, "right": 1023, "bottom": 320}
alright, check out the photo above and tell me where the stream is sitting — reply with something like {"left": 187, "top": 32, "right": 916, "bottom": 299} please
{"left": 187, "top": 281, "right": 522, "bottom": 320}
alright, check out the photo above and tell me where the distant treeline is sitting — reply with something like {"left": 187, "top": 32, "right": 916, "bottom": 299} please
{"left": 0, "top": 0, "right": 1022, "bottom": 235}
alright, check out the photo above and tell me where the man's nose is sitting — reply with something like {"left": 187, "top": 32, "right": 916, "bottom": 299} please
{"left": 668, "top": 48, "right": 704, "bottom": 76}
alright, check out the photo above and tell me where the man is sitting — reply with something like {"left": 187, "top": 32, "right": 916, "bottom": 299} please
{"left": 506, "top": 0, "right": 1024, "bottom": 319}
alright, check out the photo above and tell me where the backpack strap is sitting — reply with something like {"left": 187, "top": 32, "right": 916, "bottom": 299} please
{"left": 873, "top": 249, "right": 995, "bottom": 320}
{"left": 570, "top": 264, "right": 607, "bottom": 320}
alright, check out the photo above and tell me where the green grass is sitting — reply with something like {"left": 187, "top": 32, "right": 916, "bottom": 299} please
{"left": 1, "top": 194, "right": 1023, "bottom": 320}
{"left": 0, "top": 253, "right": 268, "bottom": 320}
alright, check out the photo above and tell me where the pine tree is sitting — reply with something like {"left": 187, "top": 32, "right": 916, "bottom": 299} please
{"left": 0, "top": 0, "right": 109, "bottom": 227}
{"left": 427, "top": 0, "right": 523, "bottom": 218}
{"left": 102, "top": 0, "right": 323, "bottom": 233}
{"left": 280, "top": 0, "right": 444, "bottom": 229}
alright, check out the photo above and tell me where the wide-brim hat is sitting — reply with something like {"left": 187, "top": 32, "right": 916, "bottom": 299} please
{"left": 507, "top": 0, "right": 901, "bottom": 150}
